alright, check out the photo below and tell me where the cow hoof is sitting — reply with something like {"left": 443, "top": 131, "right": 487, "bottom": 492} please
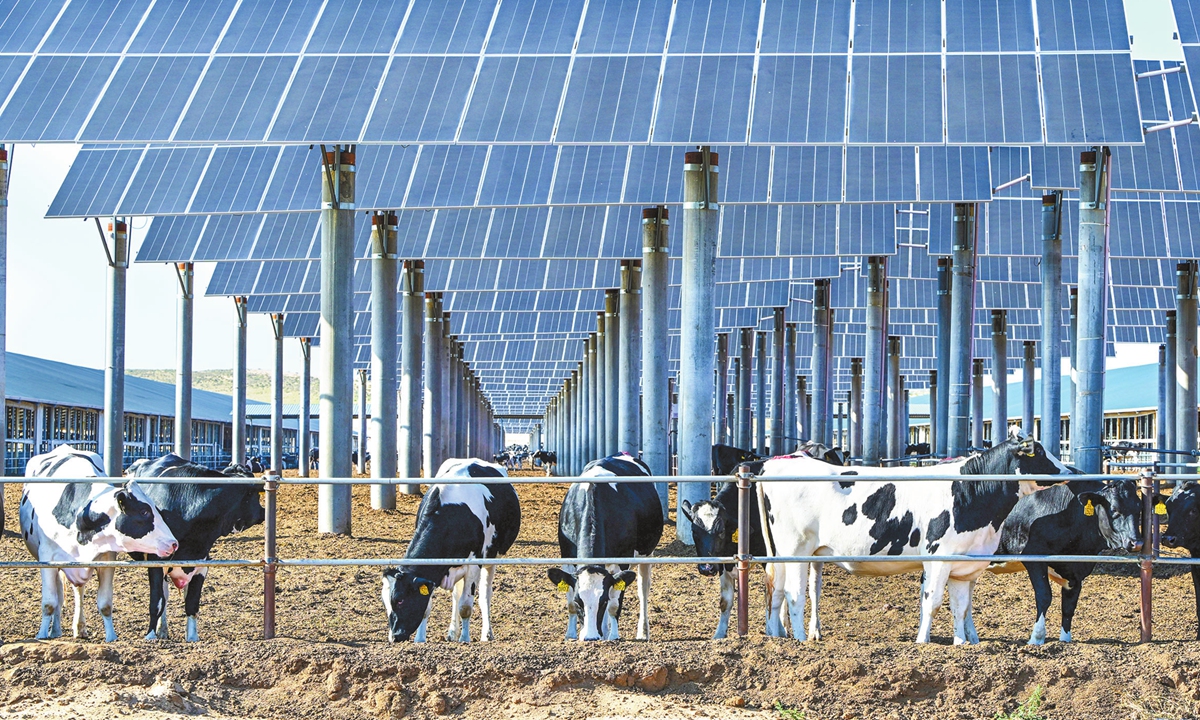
{"left": 185, "top": 633, "right": 199, "bottom": 643}
{"left": 1027, "top": 636, "right": 1045, "bottom": 646}
{"left": 1059, "top": 630, "right": 1072, "bottom": 643}
{"left": 104, "top": 632, "right": 117, "bottom": 643}
{"left": 144, "top": 631, "right": 159, "bottom": 641}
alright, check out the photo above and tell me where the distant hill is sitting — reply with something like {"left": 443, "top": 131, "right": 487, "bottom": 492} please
{"left": 127, "top": 369, "right": 325, "bottom": 406}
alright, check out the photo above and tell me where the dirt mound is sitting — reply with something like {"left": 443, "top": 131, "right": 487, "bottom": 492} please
{"left": 0, "top": 469, "right": 1196, "bottom": 718}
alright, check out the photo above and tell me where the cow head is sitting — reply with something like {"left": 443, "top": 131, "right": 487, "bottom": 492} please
{"left": 547, "top": 565, "right": 636, "bottom": 641}
{"left": 711, "top": 445, "right": 760, "bottom": 475}
{"left": 80, "top": 481, "right": 178, "bottom": 557}
{"left": 679, "top": 499, "right": 731, "bottom": 576}
{"left": 964, "top": 429, "right": 1071, "bottom": 491}
{"left": 1163, "top": 482, "right": 1200, "bottom": 552}
{"left": 381, "top": 568, "right": 437, "bottom": 642}
{"left": 1077, "top": 480, "right": 1143, "bottom": 554}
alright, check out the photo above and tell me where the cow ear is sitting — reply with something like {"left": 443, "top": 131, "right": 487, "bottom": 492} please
{"left": 679, "top": 500, "right": 696, "bottom": 523}
{"left": 75, "top": 502, "right": 111, "bottom": 545}
{"left": 114, "top": 488, "right": 132, "bottom": 511}
{"left": 1077, "top": 492, "right": 1106, "bottom": 516}
{"left": 408, "top": 576, "right": 432, "bottom": 597}
{"left": 612, "top": 571, "right": 637, "bottom": 592}
{"left": 547, "top": 568, "right": 574, "bottom": 591}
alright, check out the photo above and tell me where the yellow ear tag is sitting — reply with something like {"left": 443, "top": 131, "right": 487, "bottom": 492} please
{"left": 731, "top": 529, "right": 739, "bottom": 543}
{"left": 613, "top": 580, "right": 626, "bottom": 592}
{"left": 418, "top": 584, "right": 430, "bottom": 596}
{"left": 1083, "top": 499, "right": 1095, "bottom": 517}
{"left": 557, "top": 580, "right": 569, "bottom": 592}
{"left": 1156, "top": 502, "right": 1168, "bottom": 517}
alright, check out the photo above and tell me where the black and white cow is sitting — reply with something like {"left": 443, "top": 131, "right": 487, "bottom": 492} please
{"left": 125, "top": 453, "right": 265, "bottom": 642}
{"left": 382, "top": 458, "right": 520, "bottom": 643}
{"left": 21, "top": 445, "right": 178, "bottom": 642}
{"left": 1162, "top": 482, "right": 1200, "bottom": 638}
{"left": 711, "top": 444, "right": 760, "bottom": 475}
{"left": 992, "top": 479, "right": 1142, "bottom": 645}
{"left": 756, "top": 429, "right": 1070, "bottom": 644}
{"left": 532, "top": 451, "right": 557, "bottom": 476}
{"left": 547, "top": 453, "right": 663, "bottom": 641}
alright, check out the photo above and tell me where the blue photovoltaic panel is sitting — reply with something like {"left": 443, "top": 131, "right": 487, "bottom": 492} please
{"left": 778, "top": 205, "right": 839, "bottom": 256}
{"left": 556, "top": 56, "right": 659, "bottom": 143}
{"left": 0, "top": 2, "right": 57, "bottom": 51}
{"left": 772, "top": 146, "right": 843, "bottom": 203}
{"left": 719, "top": 205, "right": 778, "bottom": 256}
{"left": 838, "top": 204, "right": 896, "bottom": 255}
{"left": 252, "top": 213, "right": 318, "bottom": 260}
{"left": 551, "top": 145, "right": 627, "bottom": 204}
{"left": 138, "top": 215, "right": 206, "bottom": 262}
{"left": 40, "top": 0, "right": 150, "bottom": 53}
{"left": 844, "top": 146, "right": 916, "bottom": 202}
{"left": 394, "top": 210, "right": 437, "bottom": 257}
{"left": 459, "top": 57, "right": 569, "bottom": 142}
{"left": 989, "top": 146, "right": 1035, "bottom": 197}
{"left": 751, "top": 55, "right": 848, "bottom": 144}
{"left": 256, "top": 260, "right": 310, "bottom": 294}
{"left": 355, "top": 144, "right": 420, "bottom": 210}
{"left": 1110, "top": 200, "right": 1168, "bottom": 257}
{"left": 1040, "top": 53, "right": 1141, "bottom": 144}
{"left": 654, "top": 56, "right": 754, "bottom": 143}
{"left": 488, "top": 0, "right": 583, "bottom": 53}
{"left": 82, "top": 56, "right": 207, "bottom": 142}
{"left": 760, "top": 0, "right": 850, "bottom": 53}
{"left": 205, "top": 261, "right": 261, "bottom": 296}
{"left": 852, "top": 0, "right": 940, "bottom": 53}
{"left": 478, "top": 146, "right": 557, "bottom": 206}
{"left": 426, "top": 209, "right": 491, "bottom": 258}
{"left": 721, "top": 146, "right": 771, "bottom": 203}
{"left": 1029, "top": 145, "right": 1079, "bottom": 189}
{"left": 46, "top": 147, "right": 142, "bottom": 218}
{"left": 945, "top": 54, "right": 1041, "bottom": 143}
{"left": 189, "top": 146, "right": 280, "bottom": 214}
{"left": 174, "top": 56, "right": 297, "bottom": 142}
{"left": 1111, "top": 132, "right": 1179, "bottom": 191}
{"left": 129, "top": 0, "right": 236, "bottom": 53}
{"left": 305, "top": 0, "right": 408, "bottom": 53}
{"left": 268, "top": 56, "right": 386, "bottom": 142}
{"left": 193, "top": 215, "right": 264, "bottom": 261}
{"left": 407, "top": 145, "right": 488, "bottom": 208}
{"left": 485, "top": 207, "right": 550, "bottom": 257}
{"left": 919, "top": 146, "right": 991, "bottom": 201}
{"left": 0, "top": 56, "right": 117, "bottom": 141}
{"left": 599, "top": 206, "right": 643, "bottom": 257}
{"left": 119, "top": 147, "right": 210, "bottom": 215}
{"left": 393, "top": 0, "right": 495, "bottom": 53}
{"left": 543, "top": 206, "right": 607, "bottom": 257}
{"left": 1165, "top": 201, "right": 1200, "bottom": 257}
{"left": 362, "top": 56, "right": 476, "bottom": 142}
{"left": 218, "top": 0, "right": 322, "bottom": 53}
{"left": 577, "top": 0, "right": 672, "bottom": 53}
{"left": 623, "top": 146, "right": 684, "bottom": 204}
{"left": 848, "top": 55, "right": 942, "bottom": 144}
{"left": 669, "top": 0, "right": 759, "bottom": 53}
{"left": 260, "top": 145, "right": 320, "bottom": 211}
{"left": 1035, "top": 0, "right": 1128, "bottom": 51}
{"left": 443, "top": 260, "right": 500, "bottom": 291}
{"left": 945, "top": 0, "right": 1035, "bottom": 52}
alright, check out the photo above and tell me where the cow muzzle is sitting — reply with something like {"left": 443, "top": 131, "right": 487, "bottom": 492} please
{"left": 697, "top": 563, "right": 719, "bottom": 577}
{"left": 1163, "top": 534, "right": 1180, "bottom": 548}
{"left": 1127, "top": 538, "right": 1145, "bottom": 554}
{"left": 160, "top": 541, "right": 179, "bottom": 557}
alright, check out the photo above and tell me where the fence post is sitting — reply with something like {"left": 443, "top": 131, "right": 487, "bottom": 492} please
{"left": 264, "top": 474, "right": 279, "bottom": 640}
{"left": 1140, "top": 469, "right": 1155, "bottom": 642}
{"left": 736, "top": 465, "right": 753, "bottom": 637}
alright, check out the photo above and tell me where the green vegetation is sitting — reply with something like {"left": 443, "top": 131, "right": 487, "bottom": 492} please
{"left": 127, "top": 369, "right": 325, "bottom": 407}
{"left": 994, "top": 686, "right": 1048, "bottom": 720}
{"left": 774, "top": 701, "right": 807, "bottom": 720}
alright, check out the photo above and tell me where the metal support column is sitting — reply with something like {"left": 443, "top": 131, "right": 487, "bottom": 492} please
{"left": 370, "top": 214, "right": 399, "bottom": 508}
{"left": 678, "top": 148, "right": 719, "bottom": 544}
{"left": 642, "top": 207, "right": 670, "bottom": 509}
{"left": 1041, "top": 191, "right": 1064, "bottom": 454}
{"left": 1166, "top": 310, "right": 1178, "bottom": 463}
{"left": 357, "top": 369, "right": 368, "bottom": 475}
{"left": 605, "top": 289, "right": 619, "bottom": 455}
{"left": 864, "top": 257, "right": 888, "bottom": 465}
{"left": 585, "top": 334, "right": 597, "bottom": 461}
{"left": 1177, "top": 262, "right": 1198, "bottom": 468}
{"left": 811, "top": 280, "right": 832, "bottom": 448}
{"left": 935, "top": 257, "right": 952, "bottom": 456}
{"left": 299, "top": 338, "right": 311, "bottom": 478}
{"left": 1074, "top": 148, "right": 1112, "bottom": 474}
{"left": 1068, "top": 287, "right": 1079, "bottom": 454}
{"left": 737, "top": 328, "right": 753, "bottom": 449}
{"left": 397, "top": 252, "right": 423, "bottom": 496}
{"left": 1159, "top": 344, "right": 1169, "bottom": 456}
{"left": 948, "top": 204, "right": 978, "bottom": 457}
{"left": 318, "top": 146, "right": 354, "bottom": 535}
{"left": 850, "top": 359, "right": 863, "bottom": 459}
{"left": 887, "top": 336, "right": 902, "bottom": 460}
{"left": 1023, "top": 341, "right": 1036, "bottom": 437}
{"left": 619, "top": 261, "right": 641, "bottom": 454}
{"left": 928, "top": 369, "right": 938, "bottom": 453}
{"left": 784, "top": 323, "right": 797, "bottom": 453}
{"left": 755, "top": 331, "right": 767, "bottom": 454}
{"left": 797, "top": 376, "right": 808, "bottom": 443}
{"left": 233, "top": 296, "right": 248, "bottom": 466}
{"left": 174, "top": 262, "right": 194, "bottom": 461}
{"left": 991, "top": 309, "right": 1009, "bottom": 442}
{"left": 270, "top": 314, "right": 284, "bottom": 474}
{"left": 972, "top": 359, "right": 985, "bottom": 450}
{"left": 102, "top": 220, "right": 129, "bottom": 477}
{"left": 770, "top": 308, "right": 785, "bottom": 454}
{"left": 715, "top": 332, "right": 729, "bottom": 446}
{"left": 423, "top": 294, "right": 444, "bottom": 479}
{"left": 594, "top": 317, "right": 605, "bottom": 459}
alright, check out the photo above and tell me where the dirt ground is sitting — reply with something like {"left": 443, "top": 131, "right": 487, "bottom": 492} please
{"left": 0, "top": 469, "right": 1199, "bottom": 719}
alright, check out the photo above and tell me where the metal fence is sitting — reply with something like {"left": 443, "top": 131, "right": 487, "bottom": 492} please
{"left": 4, "top": 467, "right": 1179, "bottom": 642}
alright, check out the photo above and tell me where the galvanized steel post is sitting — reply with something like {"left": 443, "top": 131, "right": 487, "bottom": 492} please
{"left": 928, "top": 369, "right": 938, "bottom": 453}
{"left": 784, "top": 323, "right": 798, "bottom": 452}
{"left": 948, "top": 204, "right": 978, "bottom": 457}
{"left": 270, "top": 314, "right": 284, "bottom": 474}
{"left": 1177, "top": 262, "right": 1198, "bottom": 468}
{"left": 233, "top": 296, "right": 248, "bottom": 466}
{"left": 850, "top": 358, "right": 863, "bottom": 458}
{"left": 1140, "top": 470, "right": 1156, "bottom": 641}
{"left": 318, "top": 146, "right": 354, "bottom": 535}
{"left": 1068, "top": 287, "right": 1079, "bottom": 457}
{"left": 811, "top": 280, "right": 832, "bottom": 448}
{"left": 755, "top": 331, "right": 767, "bottom": 454}
{"left": 619, "top": 261, "right": 642, "bottom": 454}
{"left": 770, "top": 308, "right": 785, "bottom": 454}
{"left": 1159, "top": 344, "right": 1168, "bottom": 457}
{"left": 397, "top": 248, "right": 423, "bottom": 496}
{"left": 262, "top": 474, "right": 278, "bottom": 639}
{"left": 1023, "top": 341, "right": 1036, "bottom": 437}
{"left": 715, "top": 332, "right": 729, "bottom": 446}
{"left": 1041, "top": 192, "right": 1064, "bottom": 455}
{"left": 735, "top": 465, "right": 752, "bottom": 637}
{"left": 1074, "top": 148, "right": 1112, "bottom": 474}
{"left": 605, "top": 289, "right": 619, "bottom": 455}
{"left": 103, "top": 220, "right": 129, "bottom": 477}
{"left": 1166, "top": 310, "right": 1178, "bottom": 466}
{"left": 423, "top": 293, "right": 444, "bottom": 479}
{"left": 678, "top": 148, "right": 719, "bottom": 545}
{"left": 737, "top": 328, "right": 754, "bottom": 449}
{"left": 642, "top": 207, "right": 670, "bottom": 508}
{"left": 991, "top": 310, "right": 1009, "bottom": 442}
{"left": 299, "top": 338, "right": 311, "bottom": 478}
{"left": 594, "top": 317, "right": 605, "bottom": 459}
{"left": 935, "top": 257, "right": 952, "bottom": 456}
{"left": 887, "top": 336, "right": 902, "bottom": 460}
{"left": 357, "top": 369, "right": 368, "bottom": 476}
{"left": 175, "top": 262, "right": 194, "bottom": 461}
{"left": 0, "top": 147, "right": 6, "bottom": 523}
{"left": 972, "top": 359, "right": 985, "bottom": 451}
{"left": 370, "top": 215, "right": 400, "bottom": 509}
{"left": 864, "top": 258, "right": 888, "bottom": 465}
{"left": 797, "top": 376, "right": 808, "bottom": 442}
{"left": 586, "top": 334, "right": 597, "bottom": 461}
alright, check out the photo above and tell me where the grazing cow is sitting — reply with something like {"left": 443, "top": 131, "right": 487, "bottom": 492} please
{"left": 992, "top": 479, "right": 1142, "bottom": 645}
{"left": 126, "top": 454, "right": 265, "bottom": 641}
{"left": 757, "top": 429, "right": 1070, "bottom": 644}
{"left": 547, "top": 453, "right": 663, "bottom": 641}
{"left": 711, "top": 444, "right": 760, "bottom": 475}
{"left": 1162, "top": 482, "right": 1200, "bottom": 638}
{"left": 680, "top": 481, "right": 770, "bottom": 638}
{"left": 21, "top": 445, "right": 178, "bottom": 642}
{"left": 906, "top": 443, "right": 932, "bottom": 456}
{"left": 532, "top": 451, "right": 557, "bottom": 476}
{"left": 382, "top": 458, "right": 520, "bottom": 643}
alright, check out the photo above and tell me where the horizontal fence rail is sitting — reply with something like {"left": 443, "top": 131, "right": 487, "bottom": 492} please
{"left": 4, "top": 467, "right": 1186, "bottom": 642}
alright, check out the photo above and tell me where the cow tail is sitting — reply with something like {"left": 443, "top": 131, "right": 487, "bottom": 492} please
{"left": 755, "top": 480, "right": 776, "bottom": 559}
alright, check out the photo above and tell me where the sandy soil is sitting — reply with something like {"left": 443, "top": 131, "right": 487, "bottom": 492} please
{"left": 0, "top": 469, "right": 1197, "bottom": 719}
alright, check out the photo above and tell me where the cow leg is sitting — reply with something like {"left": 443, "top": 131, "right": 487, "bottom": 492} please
{"left": 765, "top": 562, "right": 790, "bottom": 637}
{"left": 807, "top": 562, "right": 824, "bottom": 640}
{"left": 1024, "top": 561, "right": 1054, "bottom": 646}
{"left": 563, "top": 564, "right": 579, "bottom": 640}
{"left": 962, "top": 579, "right": 980, "bottom": 643}
{"left": 455, "top": 567, "right": 480, "bottom": 643}
{"left": 916, "top": 562, "right": 952, "bottom": 643}
{"left": 1059, "top": 575, "right": 1082, "bottom": 643}
{"left": 714, "top": 570, "right": 734, "bottom": 639}
{"left": 445, "top": 576, "right": 465, "bottom": 641}
{"left": 635, "top": 562, "right": 651, "bottom": 641}
{"left": 146, "top": 566, "right": 167, "bottom": 640}
{"left": 71, "top": 581, "right": 89, "bottom": 639}
{"left": 96, "top": 564, "right": 117, "bottom": 643}
{"left": 413, "top": 599, "right": 431, "bottom": 644}
{"left": 782, "top": 561, "right": 809, "bottom": 641}
{"left": 478, "top": 565, "right": 496, "bottom": 642}
{"left": 159, "top": 575, "right": 172, "bottom": 638}
{"left": 945, "top": 579, "right": 974, "bottom": 645}
{"left": 184, "top": 568, "right": 208, "bottom": 642}
{"left": 38, "top": 568, "right": 62, "bottom": 639}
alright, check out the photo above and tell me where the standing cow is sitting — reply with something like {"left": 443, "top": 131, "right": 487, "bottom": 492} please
{"left": 532, "top": 451, "right": 557, "bottom": 476}
{"left": 1162, "top": 482, "right": 1200, "bottom": 638}
{"left": 382, "top": 458, "right": 520, "bottom": 643}
{"left": 547, "top": 453, "right": 663, "bottom": 641}
{"left": 126, "top": 453, "right": 265, "bottom": 641}
{"left": 757, "top": 430, "right": 1070, "bottom": 644}
{"left": 21, "top": 445, "right": 178, "bottom": 642}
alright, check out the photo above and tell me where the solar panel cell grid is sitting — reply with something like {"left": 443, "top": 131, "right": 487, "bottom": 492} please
{"left": 654, "top": 55, "right": 754, "bottom": 143}
{"left": 361, "top": 55, "right": 477, "bottom": 142}
{"left": 459, "top": 56, "right": 570, "bottom": 142}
